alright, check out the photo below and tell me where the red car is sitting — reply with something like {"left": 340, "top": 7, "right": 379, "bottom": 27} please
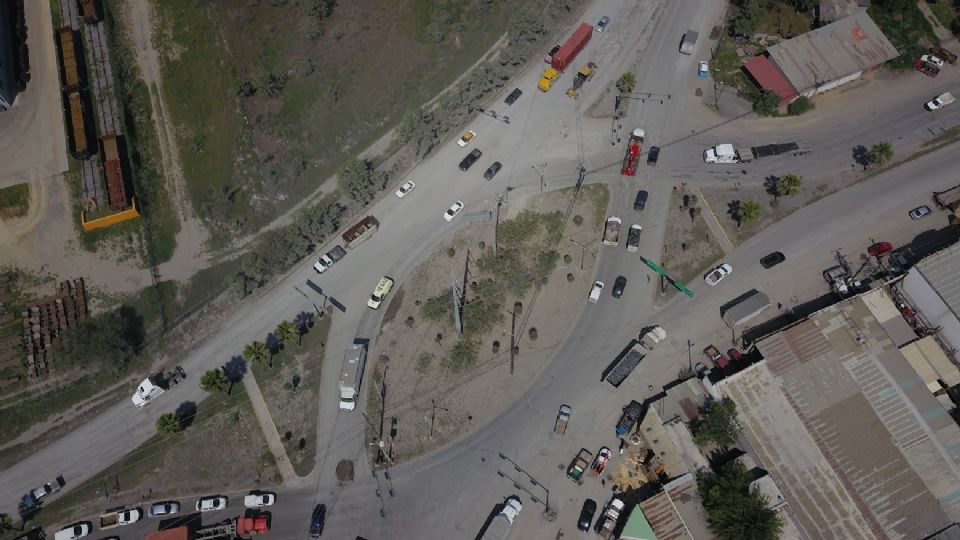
{"left": 914, "top": 58, "right": 940, "bottom": 77}
{"left": 727, "top": 348, "right": 743, "bottom": 363}
{"left": 868, "top": 241, "right": 893, "bottom": 258}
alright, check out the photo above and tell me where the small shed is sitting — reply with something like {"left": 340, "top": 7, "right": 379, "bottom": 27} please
{"left": 722, "top": 289, "right": 771, "bottom": 329}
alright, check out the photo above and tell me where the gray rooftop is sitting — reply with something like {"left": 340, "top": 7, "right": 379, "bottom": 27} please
{"left": 913, "top": 241, "right": 960, "bottom": 320}
{"left": 766, "top": 11, "right": 898, "bottom": 93}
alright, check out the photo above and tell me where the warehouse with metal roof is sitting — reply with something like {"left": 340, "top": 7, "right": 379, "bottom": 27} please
{"left": 899, "top": 241, "right": 960, "bottom": 363}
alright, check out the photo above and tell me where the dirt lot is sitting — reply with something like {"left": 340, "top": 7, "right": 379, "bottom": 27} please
{"left": 660, "top": 186, "right": 726, "bottom": 298}
{"left": 366, "top": 184, "right": 608, "bottom": 463}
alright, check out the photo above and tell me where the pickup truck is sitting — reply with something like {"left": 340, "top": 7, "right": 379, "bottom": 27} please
{"left": 99, "top": 507, "right": 142, "bottom": 529}
{"left": 616, "top": 400, "right": 644, "bottom": 436}
{"left": 626, "top": 224, "right": 641, "bottom": 252}
{"left": 313, "top": 245, "right": 347, "bottom": 273}
{"left": 926, "top": 92, "right": 955, "bottom": 111}
{"left": 588, "top": 280, "right": 604, "bottom": 303}
{"left": 591, "top": 447, "right": 612, "bottom": 476}
{"left": 602, "top": 216, "right": 622, "bottom": 246}
{"left": 640, "top": 326, "right": 666, "bottom": 350}
{"left": 704, "top": 263, "right": 732, "bottom": 286}
{"left": 597, "top": 499, "right": 625, "bottom": 539}
{"left": 567, "top": 448, "right": 593, "bottom": 484}
{"left": 703, "top": 344, "right": 729, "bottom": 369}
{"left": 554, "top": 404, "right": 572, "bottom": 436}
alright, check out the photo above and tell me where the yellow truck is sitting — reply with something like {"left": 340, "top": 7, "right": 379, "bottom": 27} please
{"left": 537, "top": 67, "right": 559, "bottom": 92}
{"left": 566, "top": 62, "right": 597, "bottom": 97}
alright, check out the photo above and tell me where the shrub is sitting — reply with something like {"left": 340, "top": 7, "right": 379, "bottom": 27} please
{"left": 528, "top": 327, "right": 538, "bottom": 340}
{"left": 563, "top": 254, "right": 572, "bottom": 264}
{"left": 492, "top": 340, "right": 500, "bottom": 353}
{"left": 753, "top": 91, "right": 780, "bottom": 116}
{"left": 447, "top": 247, "right": 456, "bottom": 257}
{"left": 566, "top": 273, "right": 575, "bottom": 282}
{"left": 337, "top": 158, "right": 386, "bottom": 204}
{"left": 572, "top": 215, "right": 584, "bottom": 226}
{"left": 405, "top": 316, "right": 415, "bottom": 328}
{"left": 446, "top": 339, "right": 479, "bottom": 372}
{"left": 787, "top": 96, "right": 813, "bottom": 115}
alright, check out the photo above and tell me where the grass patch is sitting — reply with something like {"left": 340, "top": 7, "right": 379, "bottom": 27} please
{"left": 928, "top": 0, "right": 957, "bottom": 33}
{"left": 869, "top": 2, "right": 939, "bottom": 71}
{"left": 712, "top": 36, "right": 760, "bottom": 102}
{"left": 0, "top": 182, "right": 30, "bottom": 219}
{"left": 756, "top": 3, "right": 812, "bottom": 38}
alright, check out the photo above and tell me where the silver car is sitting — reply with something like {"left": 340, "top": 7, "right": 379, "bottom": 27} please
{"left": 148, "top": 501, "right": 180, "bottom": 518}
{"left": 596, "top": 16, "right": 610, "bottom": 32}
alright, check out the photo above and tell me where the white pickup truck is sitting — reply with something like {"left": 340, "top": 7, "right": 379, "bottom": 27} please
{"left": 588, "top": 280, "right": 604, "bottom": 303}
{"left": 99, "top": 506, "right": 142, "bottom": 529}
{"left": 704, "top": 263, "right": 732, "bottom": 286}
{"left": 925, "top": 92, "right": 955, "bottom": 111}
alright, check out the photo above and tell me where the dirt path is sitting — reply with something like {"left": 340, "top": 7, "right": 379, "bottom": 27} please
{"left": 123, "top": 0, "right": 210, "bottom": 280}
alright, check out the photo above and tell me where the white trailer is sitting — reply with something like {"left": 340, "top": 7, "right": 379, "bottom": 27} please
{"left": 338, "top": 344, "right": 367, "bottom": 411}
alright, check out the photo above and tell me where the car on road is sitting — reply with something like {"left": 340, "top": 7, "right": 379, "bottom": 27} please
{"left": 634, "top": 190, "right": 648, "bottom": 211}
{"left": 868, "top": 241, "right": 893, "bottom": 258}
{"left": 646, "top": 146, "right": 660, "bottom": 166}
{"left": 612, "top": 276, "right": 627, "bottom": 298}
{"left": 459, "top": 148, "right": 482, "bottom": 171}
{"left": 545, "top": 44, "right": 560, "bottom": 63}
{"left": 925, "top": 92, "right": 954, "bottom": 111}
{"left": 196, "top": 495, "right": 228, "bottom": 512}
{"left": 394, "top": 181, "right": 416, "bottom": 199}
{"left": 54, "top": 522, "right": 91, "bottom": 540}
{"left": 457, "top": 130, "right": 476, "bottom": 148}
{"left": 704, "top": 263, "right": 732, "bottom": 286}
{"left": 505, "top": 88, "right": 522, "bottom": 105}
{"left": 760, "top": 251, "right": 785, "bottom": 269}
{"left": 578, "top": 499, "right": 597, "bottom": 531}
{"left": 588, "top": 280, "right": 604, "bottom": 303}
{"left": 367, "top": 276, "right": 395, "bottom": 310}
{"left": 595, "top": 16, "right": 609, "bottom": 32}
{"left": 921, "top": 54, "right": 945, "bottom": 68}
{"left": 147, "top": 501, "right": 180, "bottom": 518}
{"left": 309, "top": 504, "right": 326, "bottom": 537}
{"left": 698, "top": 60, "right": 709, "bottom": 77}
{"left": 910, "top": 205, "right": 933, "bottom": 219}
{"left": 484, "top": 161, "right": 502, "bottom": 180}
{"left": 443, "top": 201, "right": 464, "bottom": 221}
{"left": 244, "top": 491, "right": 276, "bottom": 508}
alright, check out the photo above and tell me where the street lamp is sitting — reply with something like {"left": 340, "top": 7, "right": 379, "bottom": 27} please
{"left": 496, "top": 452, "right": 554, "bottom": 520}
{"left": 532, "top": 163, "right": 547, "bottom": 193}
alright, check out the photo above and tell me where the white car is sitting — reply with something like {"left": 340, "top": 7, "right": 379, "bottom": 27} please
{"left": 148, "top": 501, "right": 180, "bottom": 518}
{"left": 443, "top": 201, "right": 464, "bottom": 221}
{"left": 595, "top": 16, "right": 609, "bottom": 32}
{"left": 925, "top": 92, "right": 955, "bottom": 111}
{"left": 196, "top": 495, "right": 228, "bottom": 512}
{"left": 54, "top": 522, "right": 91, "bottom": 540}
{"left": 395, "top": 181, "right": 416, "bottom": 199}
{"left": 909, "top": 205, "right": 932, "bottom": 220}
{"left": 921, "top": 54, "right": 945, "bottom": 68}
{"left": 457, "top": 130, "right": 476, "bottom": 147}
{"left": 698, "top": 60, "right": 709, "bottom": 77}
{"left": 704, "top": 263, "right": 733, "bottom": 286}
{"left": 588, "top": 280, "right": 604, "bottom": 303}
{"left": 244, "top": 491, "right": 276, "bottom": 508}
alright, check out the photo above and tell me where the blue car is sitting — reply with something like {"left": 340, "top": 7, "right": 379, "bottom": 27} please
{"left": 698, "top": 60, "right": 709, "bottom": 77}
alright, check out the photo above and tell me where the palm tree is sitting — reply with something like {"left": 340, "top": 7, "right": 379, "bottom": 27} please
{"left": 200, "top": 369, "right": 229, "bottom": 394}
{"left": 616, "top": 72, "right": 637, "bottom": 94}
{"left": 738, "top": 200, "right": 762, "bottom": 224}
{"left": 156, "top": 413, "right": 182, "bottom": 435}
{"left": 868, "top": 141, "right": 893, "bottom": 167}
{"left": 776, "top": 174, "right": 803, "bottom": 197}
{"left": 243, "top": 340, "right": 269, "bottom": 367}
{"left": 275, "top": 320, "right": 298, "bottom": 346}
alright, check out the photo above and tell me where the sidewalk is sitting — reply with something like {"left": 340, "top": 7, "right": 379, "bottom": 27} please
{"left": 242, "top": 372, "right": 298, "bottom": 484}
{"left": 695, "top": 188, "right": 736, "bottom": 253}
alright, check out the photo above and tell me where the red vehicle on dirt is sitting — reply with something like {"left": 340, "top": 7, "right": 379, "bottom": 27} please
{"left": 914, "top": 58, "right": 940, "bottom": 77}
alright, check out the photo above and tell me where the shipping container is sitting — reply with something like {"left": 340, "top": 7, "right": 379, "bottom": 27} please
{"left": 55, "top": 27, "right": 83, "bottom": 92}
{"left": 100, "top": 134, "right": 128, "bottom": 209}
{"left": 551, "top": 23, "right": 593, "bottom": 71}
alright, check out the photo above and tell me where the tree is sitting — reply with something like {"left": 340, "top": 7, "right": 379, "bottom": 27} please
{"left": 868, "top": 141, "right": 894, "bottom": 167}
{"left": 752, "top": 91, "right": 780, "bottom": 116}
{"left": 0, "top": 513, "right": 13, "bottom": 532}
{"left": 337, "top": 158, "right": 386, "bottom": 204}
{"left": 243, "top": 341, "right": 270, "bottom": 367}
{"left": 787, "top": 95, "right": 813, "bottom": 115}
{"left": 275, "top": 320, "right": 298, "bottom": 346}
{"left": 693, "top": 397, "right": 740, "bottom": 446}
{"left": 56, "top": 307, "right": 144, "bottom": 373}
{"left": 698, "top": 462, "right": 783, "bottom": 540}
{"left": 737, "top": 200, "right": 762, "bottom": 224}
{"left": 294, "top": 197, "right": 342, "bottom": 242}
{"left": 200, "top": 369, "right": 229, "bottom": 394}
{"left": 616, "top": 72, "right": 637, "bottom": 94}
{"left": 156, "top": 413, "right": 183, "bottom": 435}
{"left": 776, "top": 174, "right": 803, "bottom": 197}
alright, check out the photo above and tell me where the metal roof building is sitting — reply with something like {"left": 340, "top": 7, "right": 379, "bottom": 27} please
{"left": 899, "top": 242, "right": 960, "bottom": 360}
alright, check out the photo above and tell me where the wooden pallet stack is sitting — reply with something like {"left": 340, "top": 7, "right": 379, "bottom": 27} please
{"left": 21, "top": 279, "right": 88, "bottom": 378}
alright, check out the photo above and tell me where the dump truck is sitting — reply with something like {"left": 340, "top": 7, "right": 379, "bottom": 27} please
{"left": 132, "top": 366, "right": 186, "bottom": 408}
{"left": 341, "top": 216, "right": 378, "bottom": 249}
{"left": 640, "top": 326, "right": 666, "bottom": 350}
{"left": 480, "top": 496, "right": 522, "bottom": 540}
{"left": 626, "top": 224, "right": 642, "bottom": 252}
{"left": 98, "top": 506, "right": 141, "bottom": 529}
{"left": 567, "top": 448, "right": 593, "bottom": 484}
{"left": 566, "top": 62, "right": 597, "bottom": 97}
{"left": 145, "top": 514, "right": 270, "bottom": 540}
{"left": 552, "top": 23, "right": 593, "bottom": 71}
{"left": 620, "top": 129, "right": 645, "bottom": 176}
{"left": 616, "top": 400, "right": 644, "bottom": 436}
{"left": 597, "top": 499, "right": 625, "bottom": 539}
{"left": 605, "top": 343, "right": 644, "bottom": 388}
{"left": 602, "top": 216, "right": 622, "bottom": 246}
{"left": 554, "top": 404, "right": 572, "bottom": 436}
{"left": 934, "top": 185, "right": 960, "bottom": 222}
{"left": 339, "top": 343, "right": 367, "bottom": 411}
{"left": 931, "top": 46, "right": 958, "bottom": 64}
{"left": 537, "top": 66, "right": 559, "bottom": 92}
{"left": 680, "top": 30, "right": 698, "bottom": 55}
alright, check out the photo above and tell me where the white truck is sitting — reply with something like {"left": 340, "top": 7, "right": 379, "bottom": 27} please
{"left": 640, "top": 326, "right": 666, "bottom": 350}
{"left": 703, "top": 144, "right": 752, "bottom": 164}
{"left": 338, "top": 343, "right": 367, "bottom": 411}
{"left": 704, "top": 263, "right": 732, "bottom": 286}
{"left": 597, "top": 498, "right": 626, "bottom": 539}
{"left": 925, "top": 92, "right": 955, "bottom": 111}
{"left": 588, "top": 280, "right": 604, "bottom": 303}
{"left": 313, "top": 245, "right": 347, "bottom": 273}
{"left": 626, "top": 224, "right": 642, "bottom": 252}
{"left": 132, "top": 366, "right": 186, "bottom": 408}
{"left": 679, "top": 30, "right": 698, "bottom": 55}
{"left": 98, "top": 506, "right": 142, "bottom": 529}
{"left": 602, "top": 216, "right": 622, "bottom": 246}
{"left": 480, "top": 496, "right": 522, "bottom": 540}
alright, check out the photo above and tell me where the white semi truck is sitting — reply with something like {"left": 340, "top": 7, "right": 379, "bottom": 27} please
{"left": 132, "top": 366, "right": 186, "bottom": 408}
{"left": 480, "top": 496, "right": 523, "bottom": 540}
{"left": 338, "top": 343, "right": 367, "bottom": 411}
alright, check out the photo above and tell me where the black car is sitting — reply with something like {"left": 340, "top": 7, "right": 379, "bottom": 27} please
{"left": 484, "top": 161, "right": 502, "bottom": 180}
{"left": 459, "top": 149, "right": 482, "bottom": 171}
{"left": 505, "top": 88, "right": 522, "bottom": 105}
{"left": 309, "top": 504, "right": 326, "bottom": 537}
{"left": 634, "top": 190, "right": 648, "bottom": 211}
{"left": 760, "top": 251, "right": 785, "bottom": 269}
{"left": 647, "top": 146, "right": 660, "bottom": 166}
{"left": 612, "top": 276, "right": 627, "bottom": 298}
{"left": 578, "top": 499, "right": 597, "bottom": 531}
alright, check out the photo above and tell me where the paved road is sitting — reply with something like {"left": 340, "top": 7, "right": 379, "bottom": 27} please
{"left": 8, "top": 0, "right": 960, "bottom": 538}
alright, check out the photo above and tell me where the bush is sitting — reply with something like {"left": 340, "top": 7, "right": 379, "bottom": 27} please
{"left": 421, "top": 288, "right": 453, "bottom": 321}
{"left": 337, "top": 158, "right": 386, "bottom": 204}
{"left": 405, "top": 316, "right": 415, "bottom": 328}
{"left": 258, "top": 72, "right": 287, "bottom": 97}
{"left": 563, "top": 254, "right": 572, "bottom": 264}
{"left": 787, "top": 96, "right": 813, "bottom": 115}
{"left": 753, "top": 91, "right": 780, "bottom": 116}
{"left": 156, "top": 413, "right": 182, "bottom": 435}
{"left": 492, "top": 340, "right": 500, "bottom": 353}
{"left": 446, "top": 247, "right": 456, "bottom": 257}
{"left": 566, "top": 273, "right": 575, "bottom": 282}
{"left": 446, "top": 339, "right": 479, "bottom": 372}
{"left": 528, "top": 327, "right": 538, "bottom": 340}
{"left": 572, "top": 215, "right": 584, "bottom": 226}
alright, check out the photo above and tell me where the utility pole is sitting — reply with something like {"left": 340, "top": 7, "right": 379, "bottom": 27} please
{"left": 532, "top": 162, "right": 547, "bottom": 193}
{"left": 687, "top": 340, "right": 693, "bottom": 372}
{"left": 451, "top": 267, "right": 463, "bottom": 335}
{"left": 494, "top": 193, "right": 504, "bottom": 256}
{"left": 568, "top": 238, "right": 588, "bottom": 270}
{"left": 507, "top": 309, "right": 517, "bottom": 375}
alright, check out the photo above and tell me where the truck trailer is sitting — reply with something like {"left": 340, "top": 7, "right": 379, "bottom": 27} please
{"left": 341, "top": 216, "right": 378, "bottom": 249}
{"left": 552, "top": 23, "right": 593, "bottom": 71}
{"left": 338, "top": 343, "right": 367, "bottom": 411}
{"left": 605, "top": 344, "right": 644, "bottom": 388}
{"left": 479, "top": 496, "right": 522, "bottom": 540}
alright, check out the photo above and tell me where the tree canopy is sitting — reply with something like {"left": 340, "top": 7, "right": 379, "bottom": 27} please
{"left": 698, "top": 462, "right": 783, "bottom": 540}
{"left": 694, "top": 397, "right": 741, "bottom": 447}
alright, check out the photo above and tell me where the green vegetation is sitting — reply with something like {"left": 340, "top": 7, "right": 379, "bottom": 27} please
{"left": 698, "top": 462, "right": 784, "bottom": 540}
{"left": 275, "top": 320, "right": 298, "bottom": 346}
{"left": 156, "top": 412, "right": 183, "bottom": 435}
{"left": 710, "top": 37, "right": 759, "bottom": 103}
{"left": 338, "top": 158, "right": 387, "bottom": 204}
{"left": 752, "top": 91, "right": 780, "bottom": 116}
{"left": 776, "top": 174, "right": 803, "bottom": 197}
{"left": 869, "top": 141, "right": 894, "bottom": 167}
{"left": 869, "top": 0, "right": 938, "bottom": 71}
{"left": 56, "top": 307, "right": 145, "bottom": 373}
{"left": 729, "top": 0, "right": 815, "bottom": 37}
{"left": 616, "top": 72, "right": 637, "bottom": 94}
{"left": 736, "top": 200, "right": 763, "bottom": 225}
{"left": 787, "top": 95, "right": 813, "bottom": 115}
{"left": 200, "top": 369, "right": 229, "bottom": 394}
{"left": 693, "top": 397, "right": 740, "bottom": 447}
{"left": 928, "top": 0, "right": 959, "bottom": 34}
{"left": 0, "top": 183, "right": 29, "bottom": 219}
{"left": 243, "top": 341, "right": 269, "bottom": 367}
{"left": 445, "top": 338, "right": 479, "bottom": 373}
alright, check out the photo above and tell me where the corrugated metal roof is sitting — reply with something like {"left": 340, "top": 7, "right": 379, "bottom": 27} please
{"left": 722, "top": 289, "right": 771, "bottom": 328}
{"left": 901, "top": 336, "right": 960, "bottom": 390}
{"left": 622, "top": 503, "right": 660, "bottom": 540}
{"left": 860, "top": 287, "right": 917, "bottom": 346}
{"left": 766, "top": 11, "right": 898, "bottom": 93}
{"left": 914, "top": 241, "right": 960, "bottom": 322}
{"left": 744, "top": 55, "right": 799, "bottom": 102}
{"left": 634, "top": 474, "right": 708, "bottom": 540}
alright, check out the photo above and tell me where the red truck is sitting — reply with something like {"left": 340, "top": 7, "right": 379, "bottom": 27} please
{"left": 145, "top": 514, "right": 269, "bottom": 540}
{"left": 620, "top": 129, "right": 645, "bottom": 176}
{"left": 551, "top": 23, "right": 593, "bottom": 71}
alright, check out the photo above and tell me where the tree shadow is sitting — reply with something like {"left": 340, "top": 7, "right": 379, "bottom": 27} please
{"left": 726, "top": 199, "right": 742, "bottom": 227}
{"left": 223, "top": 356, "right": 246, "bottom": 383}
{"left": 763, "top": 175, "right": 780, "bottom": 198}
{"left": 852, "top": 145, "right": 870, "bottom": 169}
{"left": 265, "top": 333, "right": 282, "bottom": 356}
{"left": 294, "top": 311, "right": 315, "bottom": 346}
{"left": 118, "top": 305, "right": 146, "bottom": 353}
{"left": 176, "top": 401, "right": 198, "bottom": 430}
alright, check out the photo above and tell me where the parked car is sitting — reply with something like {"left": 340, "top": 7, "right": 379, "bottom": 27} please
{"left": 921, "top": 54, "right": 945, "bottom": 68}
{"left": 868, "top": 242, "right": 893, "bottom": 258}
{"left": 588, "top": 280, "right": 604, "bottom": 303}
{"left": 910, "top": 205, "right": 932, "bottom": 220}
{"left": 443, "top": 201, "right": 465, "bottom": 222}
{"left": 595, "top": 16, "right": 609, "bottom": 32}
{"left": 646, "top": 146, "right": 660, "bottom": 166}
{"left": 147, "top": 501, "right": 180, "bottom": 518}
{"left": 196, "top": 495, "right": 228, "bottom": 512}
{"left": 930, "top": 46, "right": 958, "bottom": 64}
{"left": 760, "top": 251, "right": 785, "bottom": 269}
{"left": 457, "top": 130, "right": 476, "bottom": 148}
{"left": 578, "top": 499, "right": 597, "bottom": 531}
{"left": 914, "top": 58, "right": 940, "bottom": 77}
{"left": 612, "top": 276, "right": 627, "bottom": 298}
{"left": 244, "top": 491, "right": 276, "bottom": 508}
{"left": 459, "top": 149, "right": 482, "bottom": 171}
{"left": 394, "top": 181, "right": 416, "bottom": 199}
{"left": 698, "top": 60, "right": 709, "bottom": 77}
{"left": 54, "top": 522, "right": 91, "bottom": 540}
{"left": 309, "top": 504, "right": 326, "bottom": 538}
{"left": 505, "top": 88, "right": 522, "bottom": 105}
{"left": 484, "top": 161, "right": 502, "bottom": 180}
{"left": 727, "top": 348, "right": 743, "bottom": 363}
{"left": 695, "top": 362, "right": 709, "bottom": 377}
{"left": 704, "top": 263, "right": 732, "bottom": 286}
{"left": 634, "top": 190, "right": 648, "bottom": 211}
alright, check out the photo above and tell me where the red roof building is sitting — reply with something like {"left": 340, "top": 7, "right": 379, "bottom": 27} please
{"left": 744, "top": 55, "right": 798, "bottom": 103}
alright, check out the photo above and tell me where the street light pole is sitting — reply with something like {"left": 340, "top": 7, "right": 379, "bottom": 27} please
{"left": 532, "top": 162, "right": 547, "bottom": 193}
{"left": 568, "top": 238, "right": 587, "bottom": 270}
{"left": 687, "top": 340, "right": 693, "bottom": 372}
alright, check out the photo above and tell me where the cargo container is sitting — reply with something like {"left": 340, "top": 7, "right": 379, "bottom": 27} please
{"left": 78, "top": 0, "right": 100, "bottom": 23}
{"left": 100, "top": 134, "right": 128, "bottom": 209}
{"left": 55, "top": 27, "right": 83, "bottom": 92}
{"left": 551, "top": 23, "right": 593, "bottom": 71}
{"left": 65, "top": 90, "right": 94, "bottom": 160}
{"left": 341, "top": 216, "right": 378, "bottom": 248}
